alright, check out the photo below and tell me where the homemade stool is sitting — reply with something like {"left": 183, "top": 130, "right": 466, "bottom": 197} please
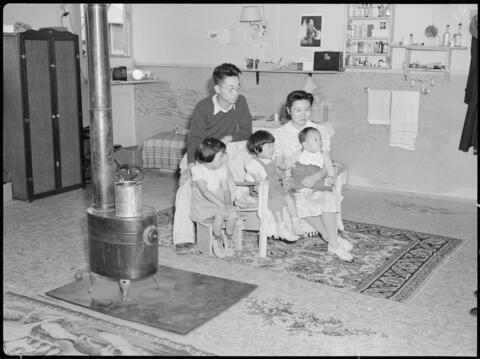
{"left": 142, "top": 132, "right": 187, "bottom": 171}
{"left": 195, "top": 219, "right": 243, "bottom": 256}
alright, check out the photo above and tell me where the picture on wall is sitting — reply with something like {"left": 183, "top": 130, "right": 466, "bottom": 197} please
{"left": 300, "top": 15, "right": 322, "bottom": 47}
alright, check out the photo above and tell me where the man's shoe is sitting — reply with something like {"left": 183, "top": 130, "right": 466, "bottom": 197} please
{"left": 328, "top": 244, "right": 353, "bottom": 262}
{"left": 337, "top": 236, "right": 353, "bottom": 251}
{"left": 175, "top": 243, "right": 195, "bottom": 254}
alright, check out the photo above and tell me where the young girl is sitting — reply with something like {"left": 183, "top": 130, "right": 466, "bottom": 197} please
{"left": 245, "top": 130, "right": 301, "bottom": 242}
{"left": 190, "top": 138, "right": 238, "bottom": 258}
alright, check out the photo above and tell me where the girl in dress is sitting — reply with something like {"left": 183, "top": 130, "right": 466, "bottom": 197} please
{"left": 190, "top": 138, "right": 238, "bottom": 257}
{"left": 245, "top": 130, "right": 301, "bottom": 242}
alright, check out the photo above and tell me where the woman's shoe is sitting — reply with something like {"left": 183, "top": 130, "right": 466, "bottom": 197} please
{"left": 328, "top": 244, "right": 353, "bottom": 261}
{"left": 337, "top": 236, "right": 353, "bottom": 251}
{"left": 212, "top": 237, "right": 225, "bottom": 258}
{"left": 278, "top": 223, "right": 300, "bottom": 242}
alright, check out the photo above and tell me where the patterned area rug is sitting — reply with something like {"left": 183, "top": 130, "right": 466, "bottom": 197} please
{"left": 158, "top": 208, "right": 463, "bottom": 303}
{"left": 3, "top": 292, "right": 214, "bottom": 356}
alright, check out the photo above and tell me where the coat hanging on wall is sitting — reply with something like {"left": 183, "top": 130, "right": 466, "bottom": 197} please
{"left": 459, "top": 14, "right": 478, "bottom": 154}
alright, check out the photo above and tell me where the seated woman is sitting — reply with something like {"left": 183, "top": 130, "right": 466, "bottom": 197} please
{"left": 273, "top": 90, "right": 353, "bottom": 261}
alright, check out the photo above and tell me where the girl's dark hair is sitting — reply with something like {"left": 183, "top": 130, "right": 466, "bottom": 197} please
{"left": 212, "top": 63, "right": 242, "bottom": 85}
{"left": 195, "top": 137, "right": 226, "bottom": 163}
{"left": 285, "top": 90, "right": 314, "bottom": 120}
{"left": 246, "top": 130, "right": 275, "bottom": 155}
{"left": 298, "top": 126, "right": 320, "bottom": 144}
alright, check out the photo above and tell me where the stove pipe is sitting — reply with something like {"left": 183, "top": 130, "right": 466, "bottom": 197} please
{"left": 85, "top": 4, "right": 114, "bottom": 210}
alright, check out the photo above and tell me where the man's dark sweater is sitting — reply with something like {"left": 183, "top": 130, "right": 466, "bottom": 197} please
{"left": 186, "top": 94, "right": 253, "bottom": 163}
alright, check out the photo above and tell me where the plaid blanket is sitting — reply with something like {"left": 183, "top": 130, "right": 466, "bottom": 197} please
{"left": 142, "top": 132, "right": 187, "bottom": 171}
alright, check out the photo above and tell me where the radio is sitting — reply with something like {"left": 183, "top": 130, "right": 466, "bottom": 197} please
{"left": 313, "top": 51, "right": 344, "bottom": 71}
{"left": 111, "top": 66, "right": 127, "bottom": 81}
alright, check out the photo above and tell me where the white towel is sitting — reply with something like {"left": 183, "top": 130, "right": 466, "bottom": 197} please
{"left": 367, "top": 89, "right": 391, "bottom": 125}
{"left": 389, "top": 90, "right": 420, "bottom": 151}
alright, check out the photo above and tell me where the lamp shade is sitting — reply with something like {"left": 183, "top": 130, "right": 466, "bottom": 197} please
{"left": 240, "top": 6, "right": 263, "bottom": 22}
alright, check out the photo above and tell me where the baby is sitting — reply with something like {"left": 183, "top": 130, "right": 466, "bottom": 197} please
{"left": 290, "top": 126, "right": 335, "bottom": 193}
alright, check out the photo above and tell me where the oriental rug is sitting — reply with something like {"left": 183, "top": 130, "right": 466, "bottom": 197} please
{"left": 3, "top": 292, "right": 215, "bottom": 356}
{"left": 157, "top": 208, "right": 463, "bottom": 303}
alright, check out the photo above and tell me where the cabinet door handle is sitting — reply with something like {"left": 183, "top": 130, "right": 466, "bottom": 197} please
{"left": 56, "top": 114, "right": 60, "bottom": 118}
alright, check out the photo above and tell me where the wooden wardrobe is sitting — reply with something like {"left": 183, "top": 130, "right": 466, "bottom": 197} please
{"left": 3, "top": 29, "right": 85, "bottom": 201}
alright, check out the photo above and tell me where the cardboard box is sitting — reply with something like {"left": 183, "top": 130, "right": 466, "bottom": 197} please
{"left": 114, "top": 146, "right": 143, "bottom": 167}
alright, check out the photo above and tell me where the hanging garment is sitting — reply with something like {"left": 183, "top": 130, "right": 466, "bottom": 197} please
{"left": 459, "top": 33, "right": 478, "bottom": 153}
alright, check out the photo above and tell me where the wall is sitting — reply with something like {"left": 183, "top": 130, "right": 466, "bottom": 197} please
{"left": 132, "top": 3, "right": 476, "bottom": 73}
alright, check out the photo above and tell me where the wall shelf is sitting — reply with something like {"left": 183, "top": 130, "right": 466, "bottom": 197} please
{"left": 243, "top": 69, "right": 341, "bottom": 85}
{"left": 111, "top": 79, "right": 160, "bottom": 86}
{"left": 391, "top": 44, "right": 468, "bottom": 83}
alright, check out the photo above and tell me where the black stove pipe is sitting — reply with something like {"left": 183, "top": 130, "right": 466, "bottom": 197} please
{"left": 85, "top": 4, "right": 114, "bottom": 210}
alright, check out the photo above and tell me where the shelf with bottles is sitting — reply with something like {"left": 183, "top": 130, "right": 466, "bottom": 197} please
{"left": 346, "top": 4, "right": 392, "bottom": 19}
{"left": 345, "top": 4, "right": 394, "bottom": 70}
{"left": 345, "top": 54, "right": 391, "bottom": 69}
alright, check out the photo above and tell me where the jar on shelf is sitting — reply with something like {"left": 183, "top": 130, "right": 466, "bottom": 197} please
{"left": 358, "top": 41, "right": 364, "bottom": 53}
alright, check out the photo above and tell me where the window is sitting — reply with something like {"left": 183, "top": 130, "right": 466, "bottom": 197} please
{"left": 80, "top": 4, "right": 131, "bottom": 57}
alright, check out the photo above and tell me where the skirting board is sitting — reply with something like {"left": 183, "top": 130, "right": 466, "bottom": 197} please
{"left": 343, "top": 184, "right": 476, "bottom": 204}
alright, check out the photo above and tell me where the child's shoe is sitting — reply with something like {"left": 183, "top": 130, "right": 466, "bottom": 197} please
{"left": 212, "top": 235, "right": 225, "bottom": 258}
{"left": 328, "top": 243, "right": 353, "bottom": 261}
{"left": 224, "top": 234, "right": 235, "bottom": 257}
{"left": 291, "top": 218, "right": 304, "bottom": 235}
{"left": 337, "top": 235, "right": 353, "bottom": 251}
{"left": 278, "top": 223, "right": 300, "bottom": 242}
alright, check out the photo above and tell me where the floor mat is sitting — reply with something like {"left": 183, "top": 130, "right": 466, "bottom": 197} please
{"left": 157, "top": 208, "right": 463, "bottom": 302}
{"left": 3, "top": 291, "right": 215, "bottom": 356}
{"left": 44, "top": 265, "right": 257, "bottom": 335}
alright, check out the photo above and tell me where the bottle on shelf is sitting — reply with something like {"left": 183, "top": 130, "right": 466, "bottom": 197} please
{"left": 348, "top": 4, "right": 354, "bottom": 17}
{"left": 408, "top": 33, "right": 414, "bottom": 45}
{"left": 372, "top": 4, "right": 379, "bottom": 18}
{"left": 442, "top": 25, "right": 451, "bottom": 46}
{"left": 455, "top": 23, "right": 463, "bottom": 47}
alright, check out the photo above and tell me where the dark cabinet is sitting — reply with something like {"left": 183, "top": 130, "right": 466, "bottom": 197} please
{"left": 3, "top": 29, "right": 84, "bottom": 201}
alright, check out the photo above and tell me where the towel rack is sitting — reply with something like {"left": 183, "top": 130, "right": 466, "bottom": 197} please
{"left": 364, "top": 86, "right": 425, "bottom": 95}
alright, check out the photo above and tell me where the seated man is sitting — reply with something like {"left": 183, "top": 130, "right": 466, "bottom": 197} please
{"left": 173, "top": 63, "right": 253, "bottom": 254}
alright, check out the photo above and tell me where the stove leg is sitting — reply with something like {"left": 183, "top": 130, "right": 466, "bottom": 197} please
{"left": 119, "top": 279, "right": 130, "bottom": 301}
{"left": 88, "top": 272, "right": 96, "bottom": 294}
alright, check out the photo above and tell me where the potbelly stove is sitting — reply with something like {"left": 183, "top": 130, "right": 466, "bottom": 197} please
{"left": 84, "top": 4, "right": 158, "bottom": 300}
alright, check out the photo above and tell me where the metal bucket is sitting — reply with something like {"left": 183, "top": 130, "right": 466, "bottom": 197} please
{"left": 114, "top": 181, "right": 142, "bottom": 217}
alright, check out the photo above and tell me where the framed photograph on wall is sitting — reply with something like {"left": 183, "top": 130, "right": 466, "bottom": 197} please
{"left": 300, "top": 14, "right": 322, "bottom": 47}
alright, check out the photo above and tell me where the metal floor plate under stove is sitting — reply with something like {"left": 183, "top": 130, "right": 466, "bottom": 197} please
{"left": 45, "top": 265, "right": 257, "bottom": 335}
